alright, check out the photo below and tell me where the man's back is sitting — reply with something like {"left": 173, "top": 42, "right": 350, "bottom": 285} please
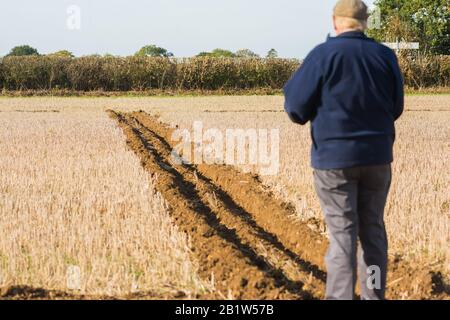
{"left": 284, "top": 31, "right": 404, "bottom": 170}
{"left": 285, "top": 0, "right": 405, "bottom": 300}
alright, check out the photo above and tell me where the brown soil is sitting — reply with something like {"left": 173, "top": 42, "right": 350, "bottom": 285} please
{"left": 0, "top": 285, "right": 199, "bottom": 300}
{"left": 102, "top": 110, "right": 446, "bottom": 300}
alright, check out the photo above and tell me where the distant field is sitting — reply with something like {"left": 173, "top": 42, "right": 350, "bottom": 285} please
{"left": 0, "top": 95, "right": 448, "bottom": 299}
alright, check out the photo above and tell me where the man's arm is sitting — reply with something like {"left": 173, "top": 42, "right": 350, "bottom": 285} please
{"left": 283, "top": 53, "right": 323, "bottom": 125}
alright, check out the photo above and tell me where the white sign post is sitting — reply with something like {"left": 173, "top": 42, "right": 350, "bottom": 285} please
{"left": 383, "top": 39, "right": 420, "bottom": 53}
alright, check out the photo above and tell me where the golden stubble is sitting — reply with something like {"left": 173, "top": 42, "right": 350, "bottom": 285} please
{"left": 0, "top": 107, "right": 207, "bottom": 297}
{"left": 0, "top": 94, "right": 448, "bottom": 291}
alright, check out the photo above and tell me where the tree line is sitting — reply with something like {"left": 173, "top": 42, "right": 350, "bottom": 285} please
{"left": 3, "top": 45, "right": 279, "bottom": 59}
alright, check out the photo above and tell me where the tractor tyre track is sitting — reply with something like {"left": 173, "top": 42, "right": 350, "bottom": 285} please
{"left": 109, "top": 110, "right": 328, "bottom": 299}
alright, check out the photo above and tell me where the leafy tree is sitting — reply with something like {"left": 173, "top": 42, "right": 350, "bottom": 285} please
{"left": 367, "top": 0, "right": 450, "bottom": 54}
{"left": 135, "top": 45, "right": 174, "bottom": 57}
{"left": 197, "top": 49, "right": 235, "bottom": 58}
{"left": 235, "top": 49, "right": 260, "bottom": 58}
{"left": 6, "top": 45, "right": 39, "bottom": 56}
{"left": 47, "top": 50, "right": 74, "bottom": 58}
{"left": 210, "top": 49, "right": 235, "bottom": 57}
{"left": 266, "top": 48, "right": 278, "bottom": 58}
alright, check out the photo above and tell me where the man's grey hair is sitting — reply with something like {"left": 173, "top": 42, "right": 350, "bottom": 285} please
{"left": 335, "top": 16, "right": 368, "bottom": 31}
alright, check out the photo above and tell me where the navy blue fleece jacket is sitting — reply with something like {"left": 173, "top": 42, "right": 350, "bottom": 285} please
{"left": 284, "top": 31, "right": 404, "bottom": 170}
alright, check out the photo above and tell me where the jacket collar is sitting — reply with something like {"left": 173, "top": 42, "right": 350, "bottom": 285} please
{"left": 336, "top": 31, "right": 367, "bottom": 39}
{"left": 326, "top": 31, "right": 368, "bottom": 42}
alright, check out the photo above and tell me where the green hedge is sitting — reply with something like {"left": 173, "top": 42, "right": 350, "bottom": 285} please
{"left": 0, "top": 55, "right": 448, "bottom": 91}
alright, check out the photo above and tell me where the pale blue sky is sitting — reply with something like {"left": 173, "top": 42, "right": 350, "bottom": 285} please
{"left": 0, "top": 0, "right": 375, "bottom": 59}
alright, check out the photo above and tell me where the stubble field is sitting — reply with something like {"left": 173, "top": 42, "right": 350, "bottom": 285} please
{"left": 0, "top": 95, "right": 448, "bottom": 299}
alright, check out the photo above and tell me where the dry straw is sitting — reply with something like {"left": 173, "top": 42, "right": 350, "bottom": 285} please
{"left": 0, "top": 108, "right": 208, "bottom": 297}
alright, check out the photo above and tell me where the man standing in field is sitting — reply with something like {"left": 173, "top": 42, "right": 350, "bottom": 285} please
{"left": 284, "top": 0, "right": 404, "bottom": 300}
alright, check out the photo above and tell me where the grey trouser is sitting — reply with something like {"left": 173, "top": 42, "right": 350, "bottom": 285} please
{"left": 313, "top": 164, "right": 392, "bottom": 300}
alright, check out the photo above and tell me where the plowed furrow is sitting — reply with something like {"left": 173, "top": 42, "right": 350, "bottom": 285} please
{"left": 108, "top": 110, "right": 327, "bottom": 299}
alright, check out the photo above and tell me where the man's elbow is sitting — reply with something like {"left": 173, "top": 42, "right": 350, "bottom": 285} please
{"left": 394, "top": 96, "right": 404, "bottom": 121}
{"left": 394, "top": 107, "right": 404, "bottom": 121}
{"left": 285, "top": 108, "right": 308, "bottom": 125}
{"left": 284, "top": 90, "right": 311, "bottom": 125}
